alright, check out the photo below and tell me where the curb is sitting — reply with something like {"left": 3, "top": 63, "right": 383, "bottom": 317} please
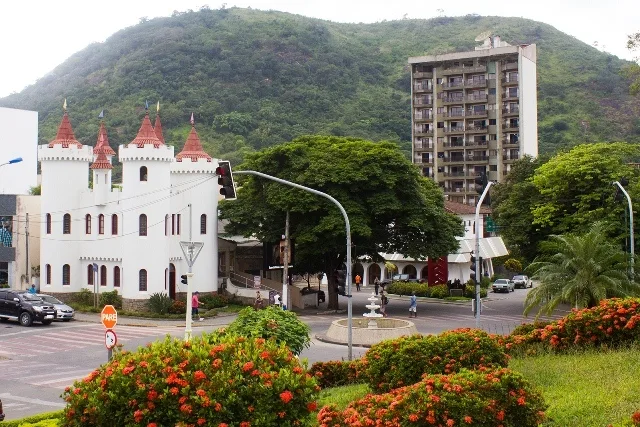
{"left": 314, "top": 333, "right": 373, "bottom": 348}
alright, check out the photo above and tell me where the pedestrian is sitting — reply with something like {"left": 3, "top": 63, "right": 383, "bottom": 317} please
{"left": 380, "top": 291, "right": 388, "bottom": 317}
{"left": 409, "top": 291, "right": 417, "bottom": 318}
{"left": 274, "top": 292, "right": 282, "bottom": 308}
{"left": 355, "top": 274, "right": 361, "bottom": 292}
{"left": 373, "top": 277, "right": 380, "bottom": 296}
{"left": 254, "top": 291, "right": 263, "bottom": 310}
{"left": 192, "top": 291, "right": 203, "bottom": 321}
{"left": 28, "top": 284, "right": 37, "bottom": 294}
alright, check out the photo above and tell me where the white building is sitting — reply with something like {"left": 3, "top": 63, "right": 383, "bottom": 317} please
{"left": 38, "top": 108, "right": 220, "bottom": 310}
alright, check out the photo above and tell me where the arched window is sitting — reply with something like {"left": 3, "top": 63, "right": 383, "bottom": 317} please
{"left": 200, "top": 214, "right": 207, "bottom": 234}
{"left": 140, "top": 166, "right": 148, "bottom": 182}
{"left": 139, "top": 269, "right": 148, "bottom": 291}
{"left": 177, "top": 214, "right": 181, "bottom": 235}
{"left": 98, "top": 214, "right": 105, "bottom": 235}
{"left": 62, "top": 264, "right": 70, "bottom": 286}
{"left": 111, "top": 214, "right": 118, "bottom": 235}
{"left": 63, "top": 214, "right": 71, "bottom": 234}
{"left": 85, "top": 214, "right": 92, "bottom": 234}
{"left": 114, "top": 266, "right": 121, "bottom": 287}
{"left": 165, "top": 214, "right": 169, "bottom": 236}
{"left": 87, "top": 265, "right": 94, "bottom": 286}
{"left": 100, "top": 265, "right": 107, "bottom": 286}
{"left": 139, "top": 214, "right": 147, "bottom": 236}
{"left": 46, "top": 264, "right": 51, "bottom": 285}
{"left": 46, "top": 214, "right": 51, "bottom": 234}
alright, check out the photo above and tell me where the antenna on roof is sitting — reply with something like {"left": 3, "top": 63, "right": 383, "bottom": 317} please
{"left": 475, "top": 30, "right": 493, "bottom": 42}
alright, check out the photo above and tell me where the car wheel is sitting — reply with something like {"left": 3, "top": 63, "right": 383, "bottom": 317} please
{"left": 42, "top": 320, "right": 53, "bottom": 325}
{"left": 19, "top": 312, "right": 33, "bottom": 327}
{"left": 0, "top": 317, "right": 7, "bottom": 322}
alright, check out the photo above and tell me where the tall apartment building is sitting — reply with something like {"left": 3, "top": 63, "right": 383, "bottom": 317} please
{"left": 408, "top": 35, "right": 537, "bottom": 205}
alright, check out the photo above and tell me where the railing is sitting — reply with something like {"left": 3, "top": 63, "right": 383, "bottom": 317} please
{"left": 442, "top": 157, "right": 466, "bottom": 163}
{"left": 414, "top": 158, "right": 434, "bottom": 165}
{"left": 466, "top": 126, "right": 488, "bottom": 132}
{"left": 442, "top": 111, "right": 465, "bottom": 118}
{"left": 414, "top": 84, "right": 433, "bottom": 92}
{"left": 501, "top": 76, "right": 519, "bottom": 84}
{"left": 444, "top": 127, "right": 465, "bottom": 133}
{"left": 466, "top": 109, "right": 488, "bottom": 117}
{"left": 414, "top": 129, "right": 434, "bottom": 136}
{"left": 443, "top": 97, "right": 465, "bottom": 103}
{"left": 466, "top": 155, "right": 489, "bottom": 161}
{"left": 504, "top": 92, "right": 519, "bottom": 100}
{"left": 502, "top": 123, "right": 519, "bottom": 130}
{"left": 443, "top": 171, "right": 467, "bottom": 177}
{"left": 502, "top": 62, "right": 518, "bottom": 71}
{"left": 502, "top": 107, "right": 519, "bottom": 114}
{"left": 414, "top": 142, "right": 434, "bottom": 150}
{"left": 444, "top": 81, "right": 464, "bottom": 88}
{"left": 414, "top": 98, "right": 433, "bottom": 105}
{"left": 502, "top": 154, "right": 520, "bottom": 161}
{"left": 414, "top": 114, "right": 432, "bottom": 120}
{"left": 413, "top": 71, "right": 433, "bottom": 78}
{"left": 443, "top": 141, "right": 466, "bottom": 147}
{"left": 466, "top": 140, "right": 488, "bottom": 147}
{"left": 466, "top": 79, "right": 487, "bottom": 87}
{"left": 467, "top": 94, "right": 488, "bottom": 102}
{"left": 502, "top": 139, "right": 519, "bottom": 145}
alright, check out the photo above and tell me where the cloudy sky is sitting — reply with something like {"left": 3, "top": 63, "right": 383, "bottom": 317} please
{"left": 1, "top": 0, "right": 637, "bottom": 98}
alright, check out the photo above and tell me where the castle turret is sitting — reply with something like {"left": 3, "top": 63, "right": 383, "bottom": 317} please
{"left": 90, "top": 152, "right": 112, "bottom": 206}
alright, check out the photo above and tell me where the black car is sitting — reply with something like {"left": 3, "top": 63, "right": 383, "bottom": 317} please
{"left": 0, "top": 290, "right": 57, "bottom": 326}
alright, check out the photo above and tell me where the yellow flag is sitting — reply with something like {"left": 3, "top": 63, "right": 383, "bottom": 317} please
{"left": 63, "top": 98, "right": 67, "bottom": 111}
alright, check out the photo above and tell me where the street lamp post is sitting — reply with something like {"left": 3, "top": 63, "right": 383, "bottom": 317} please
{"left": 0, "top": 157, "right": 23, "bottom": 168}
{"left": 614, "top": 181, "right": 634, "bottom": 278}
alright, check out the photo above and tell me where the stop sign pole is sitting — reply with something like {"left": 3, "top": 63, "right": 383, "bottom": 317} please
{"left": 101, "top": 305, "right": 118, "bottom": 361}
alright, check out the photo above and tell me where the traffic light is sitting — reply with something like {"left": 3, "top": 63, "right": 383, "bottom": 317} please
{"left": 470, "top": 254, "right": 483, "bottom": 278}
{"left": 215, "top": 160, "right": 237, "bottom": 200}
{"left": 181, "top": 274, "right": 188, "bottom": 285}
{"left": 335, "top": 270, "right": 346, "bottom": 296}
{"left": 474, "top": 172, "right": 490, "bottom": 205}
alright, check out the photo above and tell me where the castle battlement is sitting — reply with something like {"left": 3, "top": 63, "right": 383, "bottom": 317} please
{"left": 118, "top": 144, "right": 175, "bottom": 162}
{"left": 38, "top": 144, "right": 94, "bottom": 162}
{"left": 171, "top": 157, "right": 218, "bottom": 174}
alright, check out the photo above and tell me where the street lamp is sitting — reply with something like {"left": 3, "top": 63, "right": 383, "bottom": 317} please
{"left": 1, "top": 157, "right": 22, "bottom": 167}
{"left": 613, "top": 180, "right": 634, "bottom": 278}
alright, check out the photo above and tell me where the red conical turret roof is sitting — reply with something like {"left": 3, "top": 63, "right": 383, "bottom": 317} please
{"left": 90, "top": 152, "right": 113, "bottom": 170}
{"left": 48, "top": 112, "right": 83, "bottom": 148}
{"left": 154, "top": 113, "right": 165, "bottom": 144}
{"left": 176, "top": 125, "right": 212, "bottom": 162}
{"left": 128, "top": 112, "right": 164, "bottom": 148}
{"left": 93, "top": 122, "right": 116, "bottom": 156}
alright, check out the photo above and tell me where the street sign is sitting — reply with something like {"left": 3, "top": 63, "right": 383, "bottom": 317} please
{"left": 486, "top": 216, "right": 497, "bottom": 233}
{"left": 105, "top": 329, "right": 117, "bottom": 350}
{"left": 101, "top": 305, "right": 117, "bottom": 329}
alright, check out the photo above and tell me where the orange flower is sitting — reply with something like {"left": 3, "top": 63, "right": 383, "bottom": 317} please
{"left": 197, "top": 418, "right": 206, "bottom": 425}
{"left": 194, "top": 370, "right": 207, "bottom": 381}
{"left": 280, "top": 390, "right": 294, "bottom": 403}
{"left": 517, "top": 397, "right": 526, "bottom": 405}
{"left": 496, "top": 410, "right": 505, "bottom": 421}
{"left": 134, "top": 410, "right": 144, "bottom": 423}
{"left": 196, "top": 389, "right": 206, "bottom": 397}
{"left": 170, "top": 387, "right": 179, "bottom": 395}
{"left": 240, "top": 422, "right": 251, "bottom": 427}
{"left": 147, "top": 423, "right": 157, "bottom": 427}
{"left": 243, "top": 361, "right": 255, "bottom": 372}
{"left": 446, "top": 419, "right": 455, "bottom": 426}
{"left": 307, "top": 402, "right": 318, "bottom": 411}
{"left": 464, "top": 416, "right": 473, "bottom": 423}
{"left": 408, "top": 414, "right": 419, "bottom": 422}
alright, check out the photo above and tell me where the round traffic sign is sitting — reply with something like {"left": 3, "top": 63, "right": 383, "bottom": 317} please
{"left": 101, "top": 305, "right": 118, "bottom": 329}
{"left": 105, "top": 329, "right": 117, "bottom": 349}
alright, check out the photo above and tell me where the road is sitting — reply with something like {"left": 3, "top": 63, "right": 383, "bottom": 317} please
{"left": 0, "top": 286, "right": 568, "bottom": 421}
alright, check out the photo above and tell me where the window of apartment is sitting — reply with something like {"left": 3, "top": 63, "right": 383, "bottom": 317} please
{"left": 62, "top": 264, "right": 70, "bottom": 286}
{"left": 200, "top": 214, "right": 207, "bottom": 234}
{"left": 437, "top": 107, "right": 444, "bottom": 114}
{"left": 46, "top": 264, "right": 51, "bottom": 285}
{"left": 437, "top": 122, "right": 444, "bottom": 128}
{"left": 421, "top": 153, "right": 430, "bottom": 163}
{"left": 85, "top": 214, "right": 91, "bottom": 234}
{"left": 111, "top": 214, "right": 118, "bottom": 235}
{"left": 100, "top": 265, "right": 107, "bottom": 286}
{"left": 139, "top": 214, "right": 148, "bottom": 236}
{"left": 140, "top": 166, "right": 148, "bottom": 182}
{"left": 489, "top": 134, "right": 497, "bottom": 141}
{"left": 87, "top": 265, "right": 94, "bottom": 286}
{"left": 98, "top": 214, "right": 105, "bottom": 235}
{"left": 489, "top": 119, "right": 496, "bottom": 126}
{"left": 437, "top": 137, "right": 444, "bottom": 144}
{"left": 489, "top": 88, "right": 496, "bottom": 95}
{"left": 422, "top": 167, "right": 431, "bottom": 177}
{"left": 490, "top": 165, "right": 497, "bottom": 171}
{"left": 139, "top": 269, "right": 148, "bottom": 292}
{"left": 489, "top": 150, "right": 498, "bottom": 157}
{"left": 46, "top": 214, "right": 51, "bottom": 234}
{"left": 436, "top": 78, "right": 443, "bottom": 84}
{"left": 114, "top": 266, "right": 121, "bottom": 287}
{"left": 508, "top": 87, "right": 518, "bottom": 97}
{"left": 63, "top": 214, "right": 71, "bottom": 234}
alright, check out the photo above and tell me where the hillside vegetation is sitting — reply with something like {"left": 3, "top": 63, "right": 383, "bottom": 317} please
{"left": 1, "top": 7, "right": 638, "bottom": 171}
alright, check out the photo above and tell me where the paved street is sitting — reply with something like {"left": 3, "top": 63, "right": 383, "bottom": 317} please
{"left": 0, "top": 285, "right": 568, "bottom": 421}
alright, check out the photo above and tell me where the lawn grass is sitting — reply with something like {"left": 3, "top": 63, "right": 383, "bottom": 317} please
{"left": 509, "top": 344, "right": 640, "bottom": 426}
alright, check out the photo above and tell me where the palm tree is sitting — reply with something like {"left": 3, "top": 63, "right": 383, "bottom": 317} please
{"left": 524, "top": 222, "right": 639, "bottom": 318}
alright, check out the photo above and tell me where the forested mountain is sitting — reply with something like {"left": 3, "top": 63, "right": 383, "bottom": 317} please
{"left": 1, "top": 7, "right": 638, "bottom": 171}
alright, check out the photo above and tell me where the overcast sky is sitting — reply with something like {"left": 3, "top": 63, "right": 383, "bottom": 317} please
{"left": 1, "top": 0, "right": 637, "bottom": 98}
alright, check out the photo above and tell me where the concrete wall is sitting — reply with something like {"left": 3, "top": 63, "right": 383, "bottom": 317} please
{"left": 520, "top": 45, "right": 538, "bottom": 158}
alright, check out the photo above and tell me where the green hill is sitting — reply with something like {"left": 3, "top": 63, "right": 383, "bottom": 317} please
{"left": 1, "top": 7, "right": 638, "bottom": 171}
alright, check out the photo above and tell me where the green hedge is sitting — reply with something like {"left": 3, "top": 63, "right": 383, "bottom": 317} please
{"left": 0, "top": 411, "right": 62, "bottom": 427}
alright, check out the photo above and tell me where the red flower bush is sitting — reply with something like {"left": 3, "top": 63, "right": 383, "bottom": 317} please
{"left": 61, "top": 333, "right": 318, "bottom": 426}
{"left": 317, "top": 368, "right": 547, "bottom": 427}
{"left": 361, "top": 328, "right": 509, "bottom": 392}
{"left": 308, "top": 359, "right": 364, "bottom": 388}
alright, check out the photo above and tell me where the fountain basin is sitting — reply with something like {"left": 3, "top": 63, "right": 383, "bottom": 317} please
{"left": 323, "top": 318, "right": 419, "bottom": 347}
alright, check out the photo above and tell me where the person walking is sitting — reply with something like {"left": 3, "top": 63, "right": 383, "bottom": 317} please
{"left": 373, "top": 277, "right": 380, "bottom": 295}
{"left": 409, "top": 291, "right": 417, "bottom": 318}
{"left": 355, "top": 274, "right": 362, "bottom": 292}
{"left": 380, "top": 291, "right": 388, "bottom": 318}
{"left": 254, "top": 291, "right": 263, "bottom": 310}
{"left": 192, "top": 291, "right": 203, "bottom": 321}
{"left": 28, "top": 284, "right": 37, "bottom": 294}
{"left": 273, "top": 292, "right": 282, "bottom": 308}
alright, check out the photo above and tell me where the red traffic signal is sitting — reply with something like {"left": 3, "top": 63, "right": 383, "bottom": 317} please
{"left": 215, "top": 160, "right": 237, "bottom": 200}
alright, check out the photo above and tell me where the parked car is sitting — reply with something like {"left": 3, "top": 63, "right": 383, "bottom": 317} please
{"left": 0, "top": 290, "right": 57, "bottom": 326}
{"left": 0, "top": 396, "right": 4, "bottom": 421}
{"left": 512, "top": 275, "right": 532, "bottom": 289}
{"left": 38, "top": 294, "right": 75, "bottom": 321}
{"left": 492, "top": 278, "right": 515, "bottom": 293}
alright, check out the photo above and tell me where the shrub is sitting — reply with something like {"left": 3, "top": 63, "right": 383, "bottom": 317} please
{"left": 62, "top": 333, "right": 319, "bottom": 426}
{"left": 199, "top": 293, "right": 229, "bottom": 308}
{"left": 504, "top": 258, "right": 523, "bottom": 273}
{"left": 168, "top": 299, "right": 186, "bottom": 314}
{"left": 98, "top": 290, "right": 122, "bottom": 309}
{"left": 147, "top": 292, "right": 173, "bottom": 314}
{"left": 318, "top": 368, "right": 547, "bottom": 427}
{"left": 361, "top": 328, "right": 509, "bottom": 392}
{"left": 428, "top": 283, "right": 449, "bottom": 299}
{"left": 72, "top": 289, "right": 94, "bottom": 306}
{"left": 464, "top": 284, "right": 488, "bottom": 298}
{"left": 386, "top": 282, "right": 430, "bottom": 297}
{"left": 309, "top": 360, "right": 365, "bottom": 388}
{"left": 511, "top": 321, "right": 552, "bottom": 337}
{"left": 225, "top": 306, "right": 311, "bottom": 355}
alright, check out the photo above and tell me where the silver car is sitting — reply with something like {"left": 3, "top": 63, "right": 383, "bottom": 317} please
{"left": 492, "top": 279, "right": 515, "bottom": 293}
{"left": 38, "top": 294, "right": 75, "bottom": 321}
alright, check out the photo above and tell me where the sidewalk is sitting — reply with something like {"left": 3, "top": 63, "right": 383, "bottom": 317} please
{"left": 73, "top": 311, "right": 237, "bottom": 328}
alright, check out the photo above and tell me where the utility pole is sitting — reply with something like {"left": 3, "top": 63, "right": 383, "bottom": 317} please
{"left": 282, "top": 211, "right": 290, "bottom": 309}
{"left": 614, "top": 181, "right": 634, "bottom": 278}
{"left": 475, "top": 181, "right": 493, "bottom": 328}
{"left": 25, "top": 213, "right": 30, "bottom": 288}
{"left": 181, "top": 204, "right": 204, "bottom": 341}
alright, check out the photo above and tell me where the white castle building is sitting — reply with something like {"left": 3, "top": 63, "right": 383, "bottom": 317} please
{"left": 38, "top": 107, "right": 219, "bottom": 310}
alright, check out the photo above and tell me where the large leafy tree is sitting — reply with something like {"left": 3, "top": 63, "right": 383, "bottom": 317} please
{"left": 219, "top": 135, "right": 464, "bottom": 309}
{"left": 524, "top": 222, "right": 639, "bottom": 318}
{"left": 623, "top": 31, "right": 640, "bottom": 95}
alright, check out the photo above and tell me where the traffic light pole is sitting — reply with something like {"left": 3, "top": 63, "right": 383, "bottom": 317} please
{"left": 614, "top": 181, "right": 634, "bottom": 278}
{"left": 181, "top": 204, "right": 204, "bottom": 341}
{"left": 234, "top": 170, "right": 354, "bottom": 360}
{"left": 475, "top": 181, "right": 493, "bottom": 328}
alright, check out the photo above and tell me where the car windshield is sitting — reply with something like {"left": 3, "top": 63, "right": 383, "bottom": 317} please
{"left": 513, "top": 276, "right": 525, "bottom": 280}
{"left": 20, "top": 293, "right": 44, "bottom": 302}
{"left": 495, "top": 279, "right": 509, "bottom": 284}
{"left": 39, "top": 295, "right": 63, "bottom": 304}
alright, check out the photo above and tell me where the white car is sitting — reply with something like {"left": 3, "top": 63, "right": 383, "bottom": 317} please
{"left": 492, "top": 279, "right": 514, "bottom": 293}
{"left": 512, "top": 275, "right": 532, "bottom": 289}
{"left": 38, "top": 294, "right": 75, "bottom": 321}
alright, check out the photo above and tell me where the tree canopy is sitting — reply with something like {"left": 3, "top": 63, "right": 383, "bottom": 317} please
{"left": 219, "top": 135, "right": 463, "bottom": 309}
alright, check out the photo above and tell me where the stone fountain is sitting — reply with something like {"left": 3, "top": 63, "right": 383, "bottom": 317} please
{"left": 362, "top": 292, "right": 383, "bottom": 327}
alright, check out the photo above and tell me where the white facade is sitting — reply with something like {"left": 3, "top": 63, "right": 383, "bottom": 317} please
{"left": 38, "top": 111, "right": 220, "bottom": 305}
{"left": 0, "top": 107, "right": 38, "bottom": 194}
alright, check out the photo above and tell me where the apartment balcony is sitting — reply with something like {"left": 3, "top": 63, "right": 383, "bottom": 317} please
{"left": 503, "top": 92, "right": 519, "bottom": 101}
{"left": 466, "top": 109, "right": 488, "bottom": 119}
{"left": 466, "top": 94, "right": 488, "bottom": 104}
{"left": 442, "top": 171, "right": 467, "bottom": 178}
{"left": 414, "top": 84, "right": 433, "bottom": 93}
{"left": 501, "top": 76, "right": 519, "bottom": 86}
{"left": 466, "top": 140, "right": 488, "bottom": 148}
{"left": 502, "top": 62, "right": 518, "bottom": 71}
{"left": 466, "top": 155, "right": 489, "bottom": 163}
{"left": 414, "top": 143, "right": 434, "bottom": 151}
{"left": 443, "top": 126, "right": 465, "bottom": 135}
{"left": 414, "top": 157, "right": 435, "bottom": 165}
{"left": 502, "top": 154, "right": 520, "bottom": 162}
{"left": 413, "top": 71, "right": 433, "bottom": 79}
{"left": 463, "top": 65, "right": 487, "bottom": 74}
{"left": 441, "top": 156, "right": 466, "bottom": 164}
{"left": 502, "top": 123, "right": 519, "bottom": 132}
{"left": 466, "top": 125, "right": 489, "bottom": 134}
{"left": 502, "top": 107, "right": 519, "bottom": 116}
{"left": 442, "top": 111, "right": 465, "bottom": 118}
{"left": 443, "top": 97, "right": 465, "bottom": 105}
{"left": 444, "top": 81, "right": 465, "bottom": 89}
{"left": 443, "top": 141, "right": 466, "bottom": 148}
{"left": 414, "top": 129, "right": 434, "bottom": 137}
{"left": 441, "top": 67, "right": 465, "bottom": 75}
{"left": 466, "top": 79, "right": 487, "bottom": 88}
{"left": 414, "top": 114, "right": 432, "bottom": 123}
{"left": 502, "top": 139, "right": 519, "bottom": 146}
{"left": 444, "top": 187, "right": 467, "bottom": 194}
